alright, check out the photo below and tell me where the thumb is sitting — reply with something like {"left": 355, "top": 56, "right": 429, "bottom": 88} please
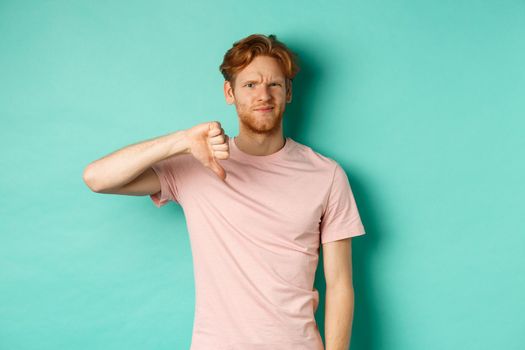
{"left": 209, "top": 157, "right": 227, "bottom": 181}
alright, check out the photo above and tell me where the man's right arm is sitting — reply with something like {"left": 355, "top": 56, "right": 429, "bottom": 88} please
{"left": 82, "top": 130, "right": 190, "bottom": 195}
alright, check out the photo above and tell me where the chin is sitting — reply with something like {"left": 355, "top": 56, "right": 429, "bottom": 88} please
{"left": 245, "top": 118, "right": 282, "bottom": 134}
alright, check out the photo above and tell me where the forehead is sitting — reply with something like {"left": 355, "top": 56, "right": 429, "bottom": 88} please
{"left": 236, "top": 55, "right": 285, "bottom": 81}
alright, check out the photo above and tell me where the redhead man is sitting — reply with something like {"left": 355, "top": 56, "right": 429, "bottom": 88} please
{"left": 83, "top": 34, "right": 366, "bottom": 350}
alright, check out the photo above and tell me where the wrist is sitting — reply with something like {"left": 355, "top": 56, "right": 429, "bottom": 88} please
{"left": 168, "top": 130, "right": 191, "bottom": 156}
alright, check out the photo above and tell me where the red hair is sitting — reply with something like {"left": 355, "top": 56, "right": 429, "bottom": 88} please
{"left": 219, "top": 34, "right": 300, "bottom": 89}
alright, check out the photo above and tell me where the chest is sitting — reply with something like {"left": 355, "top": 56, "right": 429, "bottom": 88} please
{"left": 182, "top": 162, "right": 329, "bottom": 251}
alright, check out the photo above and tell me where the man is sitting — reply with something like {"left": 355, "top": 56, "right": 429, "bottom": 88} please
{"left": 83, "top": 33, "right": 366, "bottom": 350}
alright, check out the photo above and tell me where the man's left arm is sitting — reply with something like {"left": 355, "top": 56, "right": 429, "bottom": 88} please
{"left": 323, "top": 237, "right": 355, "bottom": 350}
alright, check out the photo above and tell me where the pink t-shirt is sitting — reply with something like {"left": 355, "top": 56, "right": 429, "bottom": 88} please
{"left": 150, "top": 136, "right": 366, "bottom": 350}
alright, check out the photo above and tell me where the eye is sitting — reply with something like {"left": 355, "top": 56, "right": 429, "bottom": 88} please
{"left": 245, "top": 83, "right": 255, "bottom": 88}
{"left": 271, "top": 82, "right": 282, "bottom": 86}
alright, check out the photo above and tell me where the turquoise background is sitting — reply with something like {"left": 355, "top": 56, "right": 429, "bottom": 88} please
{"left": 1, "top": 1, "right": 524, "bottom": 349}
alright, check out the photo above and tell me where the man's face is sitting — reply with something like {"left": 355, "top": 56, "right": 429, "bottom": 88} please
{"left": 224, "top": 55, "right": 292, "bottom": 135}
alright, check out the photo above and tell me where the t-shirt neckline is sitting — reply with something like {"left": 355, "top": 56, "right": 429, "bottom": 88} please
{"left": 230, "top": 135, "right": 293, "bottom": 162}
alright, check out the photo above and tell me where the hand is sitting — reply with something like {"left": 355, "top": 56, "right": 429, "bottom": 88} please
{"left": 184, "top": 121, "right": 230, "bottom": 180}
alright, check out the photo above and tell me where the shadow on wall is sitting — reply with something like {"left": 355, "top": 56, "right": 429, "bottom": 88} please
{"left": 283, "top": 39, "right": 379, "bottom": 350}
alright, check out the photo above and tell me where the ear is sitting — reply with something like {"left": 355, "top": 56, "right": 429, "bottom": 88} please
{"left": 224, "top": 80, "right": 235, "bottom": 105}
{"left": 286, "top": 79, "right": 293, "bottom": 103}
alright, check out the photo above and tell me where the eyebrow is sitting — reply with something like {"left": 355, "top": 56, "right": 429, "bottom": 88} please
{"left": 242, "top": 79, "right": 285, "bottom": 84}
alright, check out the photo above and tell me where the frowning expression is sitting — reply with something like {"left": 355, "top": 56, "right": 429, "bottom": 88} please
{"left": 224, "top": 55, "right": 292, "bottom": 134}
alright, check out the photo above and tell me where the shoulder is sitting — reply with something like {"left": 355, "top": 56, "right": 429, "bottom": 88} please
{"left": 288, "top": 138, "right": 339, "bottom": 173}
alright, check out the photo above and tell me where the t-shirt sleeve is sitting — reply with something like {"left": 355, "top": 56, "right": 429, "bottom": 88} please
{"left": 149, "top": 155, "right": 186, "bottom": 208}
{"left": 320, "top": 162, "right": 366, "bottom": 244}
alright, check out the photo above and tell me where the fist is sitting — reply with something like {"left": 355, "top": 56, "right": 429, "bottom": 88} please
{"left": 184, "top": 121, "right": 230, "bottom": 180}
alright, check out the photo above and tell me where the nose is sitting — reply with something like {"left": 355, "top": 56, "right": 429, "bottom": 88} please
{"left": 257, "top": 84, "right": 271, "bottom": 102}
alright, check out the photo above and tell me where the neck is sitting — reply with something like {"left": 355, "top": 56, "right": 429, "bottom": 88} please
{"left": 235, "top": 127, "right": 286, "bottom": 156}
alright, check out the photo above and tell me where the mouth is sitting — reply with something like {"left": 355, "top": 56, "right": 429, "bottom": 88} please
{"left": 254, "top": 107, "right": 274, "bottom": 112}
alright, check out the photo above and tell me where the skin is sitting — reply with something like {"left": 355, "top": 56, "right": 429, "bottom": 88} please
{"left": 323, "top": 238, "right": 356, "bottom": 350}
{"left": 223, "top": 55, "right": 292, "bottom": 157}
{"left": 182, "top": 55, "right": 292, "bottom": 182}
